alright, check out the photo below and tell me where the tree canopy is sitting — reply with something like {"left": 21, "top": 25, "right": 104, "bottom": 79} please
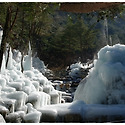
{"left": 0, "top": 2, "right": 124, "bottom": 69}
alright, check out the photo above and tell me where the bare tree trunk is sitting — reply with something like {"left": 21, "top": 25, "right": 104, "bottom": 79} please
{"left": 0, "top": 6, "right": 18, "bottom": 71}
{"left": 0, "top": 7, "right": 11, "bottom": 71}
{"left": 21, "top": 52, "right": 24, "bottom": 73}
{"left": 5, "top": 46, "right": 10, "bottom": 68}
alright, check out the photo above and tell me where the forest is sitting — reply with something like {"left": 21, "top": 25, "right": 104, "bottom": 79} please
{"left": 0, "top": 2, "right": 125, "bottom": 70}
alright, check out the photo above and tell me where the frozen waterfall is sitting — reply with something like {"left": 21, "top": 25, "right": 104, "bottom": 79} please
{"left": 0, "top": 43, "right": 64, "bottom": 123}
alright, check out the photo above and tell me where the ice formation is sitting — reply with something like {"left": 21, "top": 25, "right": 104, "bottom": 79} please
{"left": 74, "top": 44, "right": 125, "bottom": 104}
{"left": 38, "top": 100, "right": 125, "bottom": 122}
{"left": 0, "top": 26, "right": 3, "bottom": 47}
{"left": 0, "top": 41, "right": 64, "bottom": 123}
{"left": 23, "top": 42, "right": 32, "bottom": 71}
{"left": 32, "top": 57, "right": 47, "bottom": 74}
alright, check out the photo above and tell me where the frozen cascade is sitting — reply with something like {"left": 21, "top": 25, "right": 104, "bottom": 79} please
{"left": 0, "top": 43, "right": 64, "bottom": 122}
{"left": 74, "top": 44, "right": 125, "bottom": 104}
{"left": 28, "top": 91, "right": 50, "bottom": 109}
{"left": 7, "top": 91, "right": 28, "bottom": 111}
{"left": 23, "top": 103, "right": 41, "bottom": 123}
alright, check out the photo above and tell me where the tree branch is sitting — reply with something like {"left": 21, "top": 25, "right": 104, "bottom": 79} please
{"left": 9, "top": 7, "right": 18, "bottom": 31}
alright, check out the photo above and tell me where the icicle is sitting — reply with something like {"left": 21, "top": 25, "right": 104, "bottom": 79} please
{"left": 0, "top": 25, "right": 3, "bottom": 47}
{"left": 23, "top": 42, "right": 32, "bottom": 71}
{"left": 104, "top": 17, "right": 109, "bottom": 45}
{"left": 28, "top": 41, "right": 32, "bottom": 55}
{"left": 109, "top": 35, "right": 112, "bottom": 46}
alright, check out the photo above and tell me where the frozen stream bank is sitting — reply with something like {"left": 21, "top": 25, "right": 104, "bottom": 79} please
{"left": 39, "top": 101, "right": 125, "bottom": 122}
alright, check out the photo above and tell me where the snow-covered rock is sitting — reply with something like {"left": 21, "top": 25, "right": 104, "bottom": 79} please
{"left": 66, "top": 61, "right": 92, "bottom": 84}
{"left": 68, "top": 62, "right": 84, "bottom": 78}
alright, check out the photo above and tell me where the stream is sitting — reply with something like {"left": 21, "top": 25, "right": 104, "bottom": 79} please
{"left": 45, "top": 62, "right": 93, "bottom": 103}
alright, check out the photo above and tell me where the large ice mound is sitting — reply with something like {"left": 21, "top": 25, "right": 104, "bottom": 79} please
{"left": 74, "top": 44, "right": 125, "bottom": 104}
